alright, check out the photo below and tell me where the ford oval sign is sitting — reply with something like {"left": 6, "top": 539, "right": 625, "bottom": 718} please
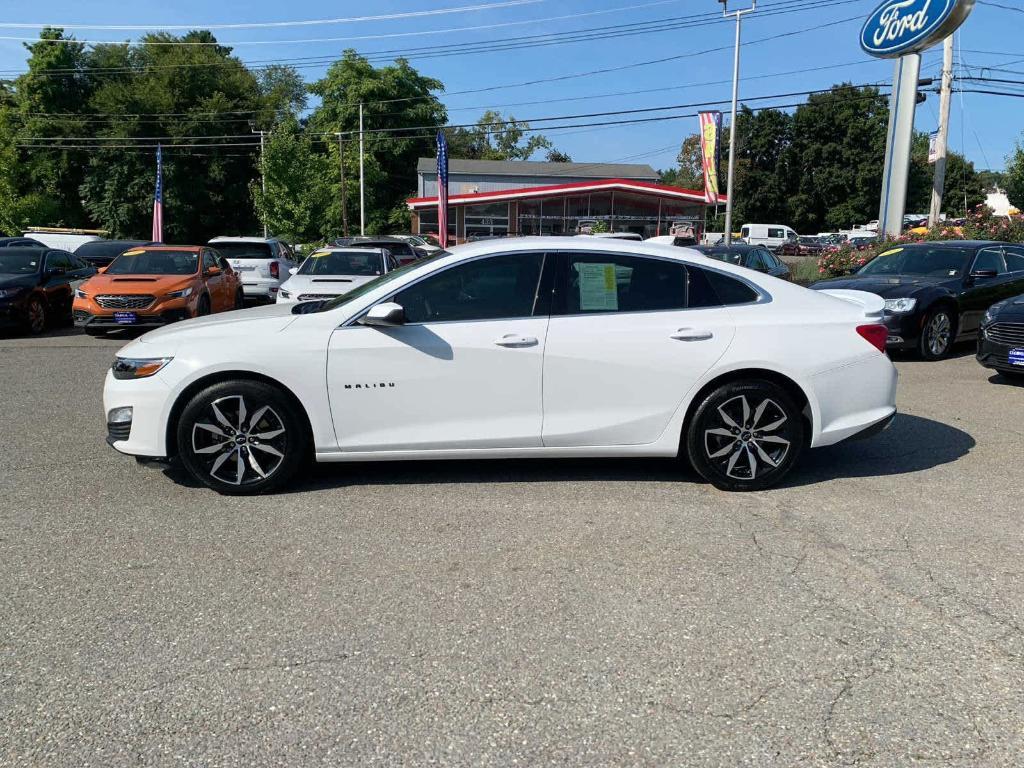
{"left": 861, "top": 0, "right": 975, "bottom": 58}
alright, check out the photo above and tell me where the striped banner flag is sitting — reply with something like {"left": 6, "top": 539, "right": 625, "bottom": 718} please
{"left": 151, "top": 144, "right": 164, "bottom": 242}
{"left": 436, "top": 130, "right": 449, "bottom": 248}
{"left": 698, "top": 112, "right": 722, "bottom": 205}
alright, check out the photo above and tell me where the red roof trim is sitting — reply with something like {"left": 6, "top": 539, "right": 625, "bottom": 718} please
{"left": 406, "top": 178, "right": 726, "bottom": 209}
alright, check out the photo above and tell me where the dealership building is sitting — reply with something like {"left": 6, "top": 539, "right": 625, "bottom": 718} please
{"left": 407, "top": 158, "right": 720, "bottom": 242}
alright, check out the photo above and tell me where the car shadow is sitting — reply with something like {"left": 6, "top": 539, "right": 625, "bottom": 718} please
{"left": 159, "top": 414, "right": 973, "bottom": 493}
{"left": 988, "top": 372, "right": 1024, "bottom": 388}
{"left": 784, "top": 413, "right": 974, "bottom": 487}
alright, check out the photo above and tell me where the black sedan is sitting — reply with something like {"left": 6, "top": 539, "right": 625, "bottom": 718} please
{"left": 0, "top": 247, "right": 97, "bottom": 334}
{"left": 75, "top": 239, "right": 150, "bottom": 267}
{"left": 0, "top": 236, "right": 45, "bottom": 248}
{"left": 978, "top": 294, "right": 1024, "bottom": 376}
{"left": 694, "top": 244, "right": 792, "bottom": 280}
{"left": 811, "top": 241, "right": 1024, "bottom": 359}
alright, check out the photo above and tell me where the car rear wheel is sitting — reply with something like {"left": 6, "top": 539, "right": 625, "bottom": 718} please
{"left": 919, "top": 307, "right": 955, "bottom": 360}
{"left": 176, "top": 380, "right": 309, "bottom": 495}
{"left": 25, "top": 296, "right": 46, "bottom": 334}
{"left": 686, "top": 380, "right": 805, "bottom": 492}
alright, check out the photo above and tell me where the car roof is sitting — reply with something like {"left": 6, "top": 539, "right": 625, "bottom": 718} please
{"left": 208, "top": 236, "right": 278, "bottom": 243}
{"left": 0, "top": 245, "right": 48, "bottom": 254}
{"left": 336, "top": 236, "right": 406, "bottom": 243}
{"left": 696, "top": 244, "right": 759, "bottom": 253}
{"left": 129, "top": 245, "right": 204, "bottom": 252}
{"left": 898, "top": 240, "right": 1002, "bottom": 248}
{"left": 309, "top": 247, "right": 387, "bottom": 255}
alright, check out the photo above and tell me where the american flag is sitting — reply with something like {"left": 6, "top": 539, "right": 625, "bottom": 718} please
{"left": 436, "top": 130, "right": 449, "bottom": 248}
{"left": 152, "top": 144, "right": 163, "bottom": 242}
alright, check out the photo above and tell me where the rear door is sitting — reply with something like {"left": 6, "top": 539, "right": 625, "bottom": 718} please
{"left": 541, "top": 251, "right": 736, "bottom": 447}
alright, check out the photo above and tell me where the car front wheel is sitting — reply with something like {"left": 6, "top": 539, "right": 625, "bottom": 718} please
{"left": 176, "top": 380, "right": 309, "bottom": 494}
{"left": 919, "top": 307, "right": 955, "bottom": 360}
{"left": 686, "top": 380, "right": 805, "bottom": 492}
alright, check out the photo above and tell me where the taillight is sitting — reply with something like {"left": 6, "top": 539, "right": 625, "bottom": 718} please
{"left": 269, "top": 261, "right": 280, "bottom": 279}
{"left": 856, "top": 324, "right": 888, "bottom": 353}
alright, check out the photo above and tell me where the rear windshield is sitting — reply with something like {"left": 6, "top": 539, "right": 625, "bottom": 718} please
{"left": 213, "top": 242, "right": 273, "bottom": 260}
{"left": 351, "top": 241, "right": 414, "bottom": 256}
{"left": 0, "top": 250, "right": 42, "bottom": 274}
{"left": 106, "top": 250, "right": 199, "bottom": 275}
{"left": 300, "top": 251, "right": 384, "bottom": 276}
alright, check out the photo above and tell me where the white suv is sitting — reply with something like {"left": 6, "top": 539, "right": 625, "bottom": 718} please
{"left": 208, "top": 237, "right": 295, "bottom": 303}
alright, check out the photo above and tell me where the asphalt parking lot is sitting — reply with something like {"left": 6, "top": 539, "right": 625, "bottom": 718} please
{"left": 2, "top": 328, "right": 1023, "bottom": 767}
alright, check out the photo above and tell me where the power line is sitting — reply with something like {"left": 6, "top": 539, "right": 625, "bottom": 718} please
{"left": 0, "top": 0, "right": 548, "bottom": 33}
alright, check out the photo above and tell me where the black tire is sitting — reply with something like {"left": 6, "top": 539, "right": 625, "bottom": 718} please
{"left": 686, "top": 379, "right": 805, "bottom": 492}
{"left": 195, "top": 294, "right": 211, "bottom": 318}
{"left": 234, "top": 288, "right": 245, "bottom": 310}
{"left": 918, "top": 306, "right": 956, "bottom": 360}
{"left": 176, "top": 380, "right": 309, "bottom": 495}
{"left": 24, "top": 295, "right": 47, "bottom": 334}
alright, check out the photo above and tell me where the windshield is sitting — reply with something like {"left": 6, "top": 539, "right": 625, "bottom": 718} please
{"left": 299, "top": 250, "right": 384, "bottom": 276}
{"left": 106, "top": 249, "right": 199, "bottom": 275}
{"left": 213, "top": 242, "right": 273, "bottom": 259}
{"left": 858, "top": 246, "right": 971, "bottom": 277}
{"left": 0, "top": 251, "right": 41, "bottom": 274}
{"left": 313, "top": 251, "right": 447, "bottom": 312}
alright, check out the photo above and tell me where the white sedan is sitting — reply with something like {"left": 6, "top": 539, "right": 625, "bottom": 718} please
{"left": 103, "top": 237, "right": 897, "bottom": 494}
{"left": 276, "top": 247, "right": 396, "bottom": 304}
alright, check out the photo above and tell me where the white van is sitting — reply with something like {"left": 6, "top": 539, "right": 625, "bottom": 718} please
{"left": 23, "top": 229, "right": 104, "bottom": 252}
{"left": 739, "top": 224, "right": 797, "bottom": 252}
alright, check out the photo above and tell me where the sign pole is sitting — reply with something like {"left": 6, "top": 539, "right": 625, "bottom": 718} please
{"left": 878, "top": 52, "right": 921, "bottom": 239}
{"left": 928, "top": 35, "right": 954, "bottom": 226}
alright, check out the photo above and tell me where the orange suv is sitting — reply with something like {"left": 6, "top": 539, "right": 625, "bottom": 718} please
{"left": 74, "top": 245, "right": 243, "bottom": 335}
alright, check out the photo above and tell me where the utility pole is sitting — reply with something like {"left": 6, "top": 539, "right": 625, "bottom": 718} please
{"left": 336, "top": 132, "right": 349, "bottom": 238}
{"left": 252, "top": 128, "right": 267, "bottom": 238}
{"left": 359, "top": 102, "right": 366, "bottom": 236}
{"left": 720, "top": 0, "right": 756, "bottom": 246}
{"left": 929, "top": 35, "right": 954, "bottom": 228}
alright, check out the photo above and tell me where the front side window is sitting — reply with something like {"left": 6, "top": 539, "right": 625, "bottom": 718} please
{"left": 46, "top": 251, "right": 74, "bottom": 271}
{"left": 972, "top": 248, "right": 1007, "bottom": 275}
{"left": 202, "top": 250, "right": 220, "bottom": 272}
{"left": 393, "top": 253, "right": 546, "bottom": 324}
{"left": 562, "top": 253, "right": 686, "bottom": 314}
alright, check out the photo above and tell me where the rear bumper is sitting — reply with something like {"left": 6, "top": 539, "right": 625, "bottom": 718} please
{"left": 810, "top": 352, "right": 899, "bottom": 448}
{"left": 239, "top": 276, "right": 281, "bottom": 300}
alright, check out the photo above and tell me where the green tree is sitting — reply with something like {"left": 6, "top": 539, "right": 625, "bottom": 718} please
{"left": 250, "top": 116, "right": 331, "bottom": 243}
{"left": 258, "top": 65, "right": 308, "bottom": 124}
{"left": 787, "top": 84, "right": 890, "bottom": 231}
{"left": 546, "top": 148, "right": 572, "bottom": 162}
{"left": 907, "top": 134, "right": 985, "bottom": 218}
{"left": 445, "top": 110, "right": 553, "bottom": 161}
{"left": 1006, "top": 140, "right": 1024, "bottom": 212}
{"left": 309, "top": 51, "right": 446, "bottom": 235}
{"left": 660, "top": 134, "right": 704, "bottom": 189}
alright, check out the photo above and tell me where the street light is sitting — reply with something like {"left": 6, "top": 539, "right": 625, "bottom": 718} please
{"left": 720, "top": 0, "right": 756, "bottom": 246}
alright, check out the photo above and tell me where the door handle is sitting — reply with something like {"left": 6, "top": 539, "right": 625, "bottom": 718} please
{"left": 671, "top": 328, "right": 714, "bottom": 341}
{"left": 494, "top": 334, "right": 539, "bottom": 348}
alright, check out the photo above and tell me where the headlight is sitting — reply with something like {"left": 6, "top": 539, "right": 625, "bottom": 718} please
{"left": 112, "top": 357, "right": 173, "bottom": 380}
{"left": 75, "top": 289, "right": 88, "bottom": 299}
{"left": 982, "top": 306, "right": 999, "bottom": 327}
{"left": 165, "top": 287, "right": 193, "bottom": 298}
{"left": 279, "top": 289, "right": 291, "bottom": 298}
{"left": 883, "top": 298, "right": 917, "bottom": 313}
{"left": 0, "top": 287, "right": 24, "bottom": 299}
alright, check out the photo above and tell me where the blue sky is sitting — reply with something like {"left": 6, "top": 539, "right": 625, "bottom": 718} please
{"left": 0, "top": 0, "right": 1020, "bottom": 172}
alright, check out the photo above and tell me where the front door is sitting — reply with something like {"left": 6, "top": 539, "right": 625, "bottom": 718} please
{"left": 327, "top": 252, "right": 551, "bottom": 452}
{"left": 201, "top": 249, "right": 228, "bottom": 311}
{"left": 542, "top": 252, "right": 737, "bottom": 447}
{"left": 961, "top": 247, "right": 1019, "bottom": 335}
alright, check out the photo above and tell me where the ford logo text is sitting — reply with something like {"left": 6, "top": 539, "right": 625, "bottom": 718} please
{"left": 860, "top": 0, "right": 974, "bottom": 58}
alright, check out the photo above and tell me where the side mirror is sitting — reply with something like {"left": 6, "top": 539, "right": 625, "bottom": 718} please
{"left": 970, "top": 269, "right": 998, "bottom": 280}
{"left": 206, "top": 266, "right": 221, "bottom": 276}
{"left": 97, "top": 266, "right": 107, "bottom": 274}
{"left": 289, "top": 267, "right": 298, "bottom": 275}
{"left": 360, "top": 301, "right": 406, "bottom": 327}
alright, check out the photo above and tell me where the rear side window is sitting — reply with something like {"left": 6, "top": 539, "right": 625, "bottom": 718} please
{"left": 688, "top": 266, "right": 760, "bottom": 307}
{"left": 212, "top": 242, "right": 273, "bottom": 260}
{"left": 562, "top": 253, "right": 686, "bottom": 314}
{"left": 1004, "top": 246, "right": 1024, "bottom": 272}
{"left": 767, "top": 228, "right": 784, "bottom": 239}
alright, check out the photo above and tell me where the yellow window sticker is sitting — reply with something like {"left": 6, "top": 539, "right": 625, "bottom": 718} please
{"left": 877, "top": 248, "right": 902, "bottom": 258}
{"left": 578, "top": 263, "right": 619, "bottom": 311}
{"left": 311, "top": 250, "right": 332, "bottom": 257}
{"left": 121, "top": 249, "right": 145, "bottom": 256}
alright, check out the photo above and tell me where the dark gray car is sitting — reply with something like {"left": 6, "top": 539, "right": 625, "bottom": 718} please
{"left": 695, "top": 244, "right": 792, "bottom": 281}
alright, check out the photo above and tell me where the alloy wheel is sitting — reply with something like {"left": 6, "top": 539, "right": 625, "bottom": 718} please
{"left": 190, "top": 395, "right": 287, "bottom": 486}
{"left": 703, "top": 395, "right": 792, "bottom": 481}
{"left": 926, "top": 312, "right": 952, "bottom": 357}
{"left": 28, "top": 299, "right": 45, "bottom": 333}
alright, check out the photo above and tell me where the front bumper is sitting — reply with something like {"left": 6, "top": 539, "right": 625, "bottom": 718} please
{"left": 881, "top": 311, "right": 922, "bottom": 350}
{"left": 102, "top": 368, "right": 174, "bottom": 457}
{"left": 75, "top": 308, "right": 191, "bottom": 329}
{"left": 977, "top": 334, "right": 1024, "bottom": 374}
{"left": 0, "top": 299, "right": 29, "bottom": 328}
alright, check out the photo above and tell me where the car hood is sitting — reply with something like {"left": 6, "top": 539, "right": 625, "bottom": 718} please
{"left": 0, "top": 274, "right": 38, "bottom": 290}
{"left": 282, "top": 274, "right": 376, "bottom": 295}
{"left": 810, "top": 274, "right": 956, "bottom": 298}
{"left": 81, "top": 273, "right": 197, "bottom": 294}
{"left": 132, "top": 302, "right": 300, "bottom": 351}
{"left": 991, "top": 293, "right": 1024, "bottom": 321}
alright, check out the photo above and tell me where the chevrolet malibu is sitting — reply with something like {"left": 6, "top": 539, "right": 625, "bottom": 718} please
{"left": 103, "top": 238, "right": 898, "bottom": 494}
